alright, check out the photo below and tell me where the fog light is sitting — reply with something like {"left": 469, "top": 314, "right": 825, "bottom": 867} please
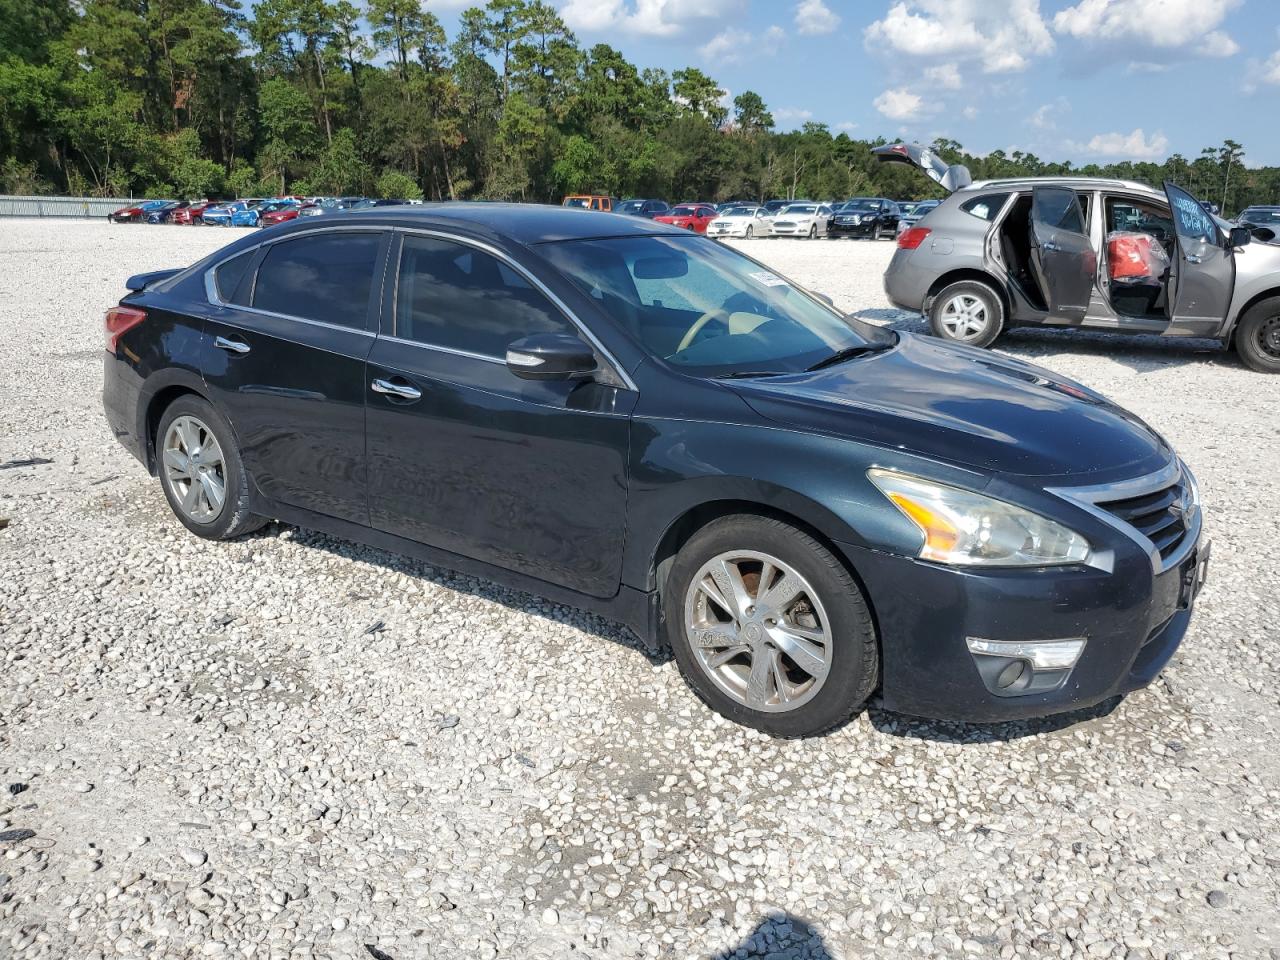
{"left": 966, "top": 637, "right": 1087, "bottom": 697}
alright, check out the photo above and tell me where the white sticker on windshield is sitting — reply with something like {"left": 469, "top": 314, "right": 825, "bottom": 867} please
{"left": 749, "top": 270, "right": 788, "bottom": 287}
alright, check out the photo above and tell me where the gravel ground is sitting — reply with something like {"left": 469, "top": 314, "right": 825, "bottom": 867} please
{"left": 2, "top": 220, "right": 1279, "bottom": 960}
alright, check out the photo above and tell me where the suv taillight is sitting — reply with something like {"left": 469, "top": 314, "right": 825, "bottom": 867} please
{"left": 897, "top": 226, "right": 931, "bottom": 250}
{"left": 105, "top": 305, "right": 147, "bottom": 355}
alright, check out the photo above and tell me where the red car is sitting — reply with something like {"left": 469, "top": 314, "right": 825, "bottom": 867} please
{"left": 108, "top": 200, "right": 172, "bottom": 223}
{"left": 172, "top": 201, "right": 214, "bottom": 225}
{"left": 259, "top": 203, "right": 311, "bottom": 228}
{"left": 653, "top": 203, "right": 718, "bottom": 233}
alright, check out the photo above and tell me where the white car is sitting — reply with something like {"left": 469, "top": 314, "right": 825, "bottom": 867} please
{"left": 768, "top": 202, "right": 834, "bottom": 238}
{"left": 706, "top": 205, "right": 772, "bottom": 239}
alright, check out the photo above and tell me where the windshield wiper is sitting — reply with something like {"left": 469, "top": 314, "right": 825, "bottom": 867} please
{"left": 717, "top": 370, "right": 789, "bottom": 379}
{"left": 805, "top": 344, "right": 887, "bottom": 372}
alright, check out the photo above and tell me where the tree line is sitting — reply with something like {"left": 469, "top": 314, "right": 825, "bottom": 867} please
{"left": 1, "top": 0, "right": 1276, "bottom": 213}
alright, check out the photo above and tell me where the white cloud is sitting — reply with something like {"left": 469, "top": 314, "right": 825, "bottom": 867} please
{"left": 865, "top": 0, "right": 1053, "bottom": 74}
{"left": 1127, "top": 61, "right": 1170, "bottom": 73}
{"left": 962, "top": 105, "right": 979, "bottom": 119}
{"left": 764, "top": 24, "right": 786, "bottom": 44}
{"left": 1030, "top": 104, "right": 1054, "bottom": 129}
{"left": 924, "top": 63, "right": 961, "bottom": 89}
{"left": 836, "top": 120, "right": 859, "bottom": 132}
{"left": 795, "top": 0, "right": 840, "bottom": 36}
{"left": 1074, "top": 128, "right": 1170, "bottom": 159}
{"left": 774, "top": 107, "right": 815, "bottom": 125}
{"left": 1265, "top": 51, "right": 1280, "bottom": 85}
{"left": 560, "top": 0, "right": 742, "bottom": 39}
{"left": 699, "top": 27, "right": 752, "bottom": 62}
{"left": 873, "top": 88, "right": 925, "bottom": 121}
{"left": 1053, "top": 0, "right": 1240, "bottom": 55}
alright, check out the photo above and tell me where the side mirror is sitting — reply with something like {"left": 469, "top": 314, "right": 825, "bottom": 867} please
{"left": 1228, "top": 225, "right": 1252, "bottom": 248}
{"left": 506, "top": 332, "right": 597, "bottom": 381}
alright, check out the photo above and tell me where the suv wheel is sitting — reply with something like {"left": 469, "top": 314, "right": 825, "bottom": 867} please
{"left": 929, "top": 280, "right": 1005, "bottom": 348}
{"left": 664, "top": 515, "right": 878, "bottom": 738}
{"left": 156, "top": 395, "right": 266, "bottom": 540}
{"left": 1234, "top": 297, "right": 1280, "bottom": 374}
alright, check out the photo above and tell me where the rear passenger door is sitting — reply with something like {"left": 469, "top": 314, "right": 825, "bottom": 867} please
{"left": 364, "top": 232, "right": 637, "bottom": 599}
{"left": 1030, "top": 186, "right": 1095, "bottom": 321}
{"left": 201, "top": 228, "right": 389, "bottom": 525}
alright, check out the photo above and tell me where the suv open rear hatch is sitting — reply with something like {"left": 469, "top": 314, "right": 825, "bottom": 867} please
{"left": 873, "top": 142, "right": 973, "bottom": 194}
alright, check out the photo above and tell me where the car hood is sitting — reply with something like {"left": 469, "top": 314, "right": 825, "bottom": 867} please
{"left": 727, "top": 333, "right": 1171, "bottom": 478}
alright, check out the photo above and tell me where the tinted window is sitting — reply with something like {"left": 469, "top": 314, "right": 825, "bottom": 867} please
{"left": 395, "top": 236, "right": 574, "bottom": 356}
{"left": 214, "top": 251, "right": 254, "bottom": 304}
{"left": 252, "top": 232, "right": 380, "bottom": 328}
{"left": 960, "top": 193, "right": 1009, "bottom": 221}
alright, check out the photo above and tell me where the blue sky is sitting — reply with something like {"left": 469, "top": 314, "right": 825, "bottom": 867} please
{"left": 429, "top": 0, "right": 1280, "bottom": 166}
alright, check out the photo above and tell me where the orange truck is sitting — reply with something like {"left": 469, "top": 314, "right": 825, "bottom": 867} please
{"left": 562, "top": 195, "right": 614, "bottom": 211}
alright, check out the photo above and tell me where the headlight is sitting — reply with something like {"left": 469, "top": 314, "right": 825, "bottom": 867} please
{"left": 868, "top": 469, "right": 1091, "bottom": 567}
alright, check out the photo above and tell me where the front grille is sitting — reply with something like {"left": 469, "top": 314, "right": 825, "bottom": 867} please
{"left": 1096, "top": 477, "right": 1191, "bottom": 561}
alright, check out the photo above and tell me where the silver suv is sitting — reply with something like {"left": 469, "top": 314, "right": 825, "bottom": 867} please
{"left": 875, "top": 142, "right": 1280, "bottom": 373}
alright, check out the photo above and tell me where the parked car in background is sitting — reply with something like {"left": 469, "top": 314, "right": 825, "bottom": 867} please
{"left": 298, "top": 197, "right": 363, "bottom": 218}
{"left": 706, "top": 205, "right": 772, "bottom": 239}
{"left": 769, "top": 203, "right": 834, "bottom": 239}
{"left": 828, "top": 198, "right": 902, "bottom": 240}
{"left": 617, "top": 199, "right": 671, "bottom": 218}
{"left": 653, "top": 203, "right": 718, "bottom": 233}
{"left": 144, "top": 200, "right": 194, "bottom": 224}
{"left": 562, "top": 195, "right": 615, "bottom": 211}
{"left": 202, "top": 201, "right": 258, "bottom": 227}
{"left": 895, "top": 199, "right": 941, "bottom": 236}
{"left": 108, "top": 199, "right": 173, "bottom": 224}
{"left": 230, "top": 201, "right": 273, "bottom": 227}
{"left": 1237, "top": 205, "right": 1280, "bottom": 242}
{"left": 103, "top": 203, "right": 1208, "bottom": 737}
{"left": 352, "top": 198, "right": 410, "bottom": 209}
{"left": 875, "top": 140, "right": 1280, "bottom": 373}
{"left": 261, "top": 203, "right": 311, "bottom": 228}
{"left": 173, "top": 201, "right": 215, "bottom": 225}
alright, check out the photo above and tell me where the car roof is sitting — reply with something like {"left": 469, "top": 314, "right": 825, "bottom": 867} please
{"left": 963, "top": 176, "right": 1162, "bottom": 196}
{"left": 317, "top": 202, "right": 689, "bottom": 244}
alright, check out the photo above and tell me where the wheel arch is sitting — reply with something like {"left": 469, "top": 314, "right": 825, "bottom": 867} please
{"left": 137, "top": 371, "right": 211, "bottom": 475}
{"left": 1225, "top": 287, "right": 1280, "bottom": 345}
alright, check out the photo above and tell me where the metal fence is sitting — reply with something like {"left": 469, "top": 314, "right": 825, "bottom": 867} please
{"left": 0, "top": 195, "right": 136, "bottom": 219}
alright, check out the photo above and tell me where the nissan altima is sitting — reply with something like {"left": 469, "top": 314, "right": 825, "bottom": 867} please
{"left": 103, "top": 205, "right": 1208, "bottom": 737}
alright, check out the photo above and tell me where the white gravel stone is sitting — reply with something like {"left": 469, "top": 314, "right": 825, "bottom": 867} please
{"left": 0, "top": 221, "right": 1277, "bottom": 959}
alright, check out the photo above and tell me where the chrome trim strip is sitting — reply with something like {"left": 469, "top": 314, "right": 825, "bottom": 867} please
{"left": 376, "top": 333, "right": 506, "bottom": 366}
{"left": 1047, "top": 460, "right": 1200, "bottom": 574}
{"left": 392, "top": 227, "right": 638, "bottom": 392}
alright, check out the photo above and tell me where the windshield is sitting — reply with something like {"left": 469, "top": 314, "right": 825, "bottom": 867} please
{"left": 563, "top": 197, "right": 590, "bottom": 208}
{"left": 1242, "top": 208, "right": 1280, "bottom": 224}
{"left": 670, "top": 205, "right": 699, "bottom": 216}
{"left": 539, "top": 234, "right": 894, "bottom": 376}
{"left": 618, "top": 200, "right": 644, "bottom": 214}
{"left": 725, "top": 206, "right": 758, "bottom": 217}
{"left": 841, "top": 200, "right": 877, "bottom": 211}
{"left": 782, "top": 204, "right": 817, "bottom": 215}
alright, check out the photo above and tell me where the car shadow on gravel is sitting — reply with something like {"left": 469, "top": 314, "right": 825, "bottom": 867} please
{"left": 996, "top": 328, "right": 1236, "bottom": 374}
{"left": 708, "top": 912, "right": 834, "bottom": 959}
{"left": 865, "top": 695, "right": 1123, "bottom": 744}
{"left": 264, "top": 523, "right": 672, "bottom": 667}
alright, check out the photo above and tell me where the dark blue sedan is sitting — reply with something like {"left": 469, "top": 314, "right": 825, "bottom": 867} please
{"left": 101, "top": 205, "right": 1207, "bottom": 737}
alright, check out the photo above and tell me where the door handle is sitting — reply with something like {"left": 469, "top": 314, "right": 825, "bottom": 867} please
{"left": 1185, "top": 254, "right": 1203, "bottom": 264}
{"left": 214, "top": 335, "right": 250, "bottom": 354}
{"left": 1042, "top": 241, "right": 1061, "bottom": 252}
{"left": 371, "top": 377, "right": 422, "bottom": 401}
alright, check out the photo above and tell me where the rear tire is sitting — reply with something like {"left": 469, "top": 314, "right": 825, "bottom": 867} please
{"left": 156, "top": 395, "right": 266, "bottom": 541}
{"left": 663, "top": 515, "right": 878, "bottom": 738}
{"left": 1234, "top": 297, "right": 1280, "bottom": 374}
{"left": 928, "top": 279, "right": 1005, "bottom": 349}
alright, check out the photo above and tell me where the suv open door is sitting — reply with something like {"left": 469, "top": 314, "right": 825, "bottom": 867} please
{"left": 1163, "top": 181, "right": 1234, "bottom": 336}
{"left": 1030, "top": 186, "right": 1095, "bottom": 322}
{"left": 872, "top": 143, "right": 972, "bottom": 193}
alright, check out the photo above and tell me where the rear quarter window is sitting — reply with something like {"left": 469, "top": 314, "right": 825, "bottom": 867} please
{"left": 960, "top": 193, "right": 1010, "bottom": 221}
{"left": 213, "top": 251, "right": 254, "bottom": 304}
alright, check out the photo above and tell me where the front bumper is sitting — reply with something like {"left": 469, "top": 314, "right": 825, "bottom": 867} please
{"left": 838, "top": 527, "right": 1208, "bottom": 722}
{"left": 829, "top": 220, "right": 880, "bottom": 237}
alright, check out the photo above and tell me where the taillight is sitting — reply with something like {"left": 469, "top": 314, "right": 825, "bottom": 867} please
{"left": 897, "top": 226, "right": 931, "bottom": 250}
{"left": 105, "top": 305, "right": 147, "bottom": 355}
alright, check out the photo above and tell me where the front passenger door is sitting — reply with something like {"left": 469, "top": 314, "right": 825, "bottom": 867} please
{"left": 1030, "top": 186, "right": 1095, "bottom": 321}
{"left": 1163, "top": 181, "right": 1235, "bottom": 336}
{"left": 365, "top": 233, "right": 637, "bottom": 599}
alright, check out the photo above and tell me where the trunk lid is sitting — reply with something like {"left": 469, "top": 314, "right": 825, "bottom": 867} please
{"left": 873, "top": 142, "right": 972, "bottom": 193}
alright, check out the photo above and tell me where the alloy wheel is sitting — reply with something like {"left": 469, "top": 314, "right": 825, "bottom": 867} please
{"left": 162, "top": 415, "right": 227, "bottom": 523}
{"left": 940, "top": 293, "right": 990, "bottom": 341}
{"left": 683, "top": 550, "right": 832, "bottom": 713}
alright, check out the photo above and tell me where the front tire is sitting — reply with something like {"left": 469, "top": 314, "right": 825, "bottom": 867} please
{"left": 928, "top": 279, "right": 1005, "bottom": 348}
{"left": 156, "top": 395, "right": 266, "bottom": 541}
{"left": 745, "top": 225, "right": 753, "bottom": 239}
{"left": 1234, "top": 297, "right": 1280, "bottom": 374}
{"left": 664, "top": 515, "right": 878, "bottom": 738}
{"left": 808, "top": 224, "right": 817, "bottom": 239}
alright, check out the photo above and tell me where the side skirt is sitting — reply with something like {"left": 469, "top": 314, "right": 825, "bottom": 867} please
{"left": 259, "top": 497, "right": 662, "bottom": 653}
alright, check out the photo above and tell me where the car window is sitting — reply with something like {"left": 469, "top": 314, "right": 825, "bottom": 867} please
{"left": 1169, "top": 188, "right": 1222, "bottom": 246}
{"left": 214, "top": 251, "right": 254, "bottom": 305}
{"left": 960, "top": 193, "right": 1009, "bottom": 221}
{"left": 1106, "top": 197, "right": 1174, "bottom": 245}
{"left": 540, "top": 234, "right": 894, "bottom": 375}
{"left": 395, "top": 235, "right": 575, "bottom": 357}
{"left": 252, "top": 232, "right": 380, "bottom": 328}
{"left": 1036, "top": 190, "right": 1085, "bottom": 233}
